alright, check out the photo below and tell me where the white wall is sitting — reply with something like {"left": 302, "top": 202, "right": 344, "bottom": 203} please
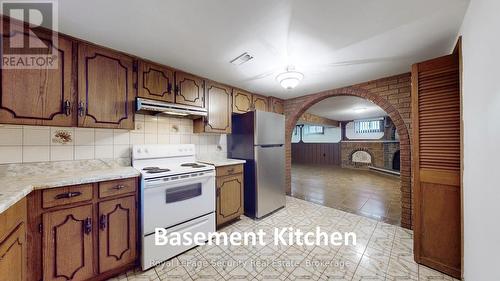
{"left": 460, "top": 0, "right": 500, "bottom": 280}
{"left": 291, "top": 126, "right": 341, "bottom": 143}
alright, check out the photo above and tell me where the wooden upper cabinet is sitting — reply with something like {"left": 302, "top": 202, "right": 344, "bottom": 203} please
{"left": 0, "top": 19, "right": 74, "bottom": 126}
{"left": 232, "top": 89, "right": 253, "bottom": 113}
{"left": 98, "top": 196, "right": 137, "bottom": 273}
{"left": 138, "top": 60, "right": 175, "bottom": 103}
{"left": 43, "top": 204, "right": 94, "bottom": 281}
{"left": 252, "top": 94, "right": 268, "bottom": 111}
{"left": 174, "top": 71, "right": 205, "bottom": 108}
{"left": 194, "top": 81, "right": 232, "bottom": 134}
{"left": 269, "top": 97, "right": 284, "bottom": 114}
{"left": 78, "top": 43, "right": 135, "bottom": 129}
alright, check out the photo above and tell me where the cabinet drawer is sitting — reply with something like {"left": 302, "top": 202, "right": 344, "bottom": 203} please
{"left": 42, "top": 184, "right": 93, "bottom": 209}
{"left": 216, "top": 164, "right": 243, "bottom": 177}
{"left": 99, "top": 178, "right": 136, "bottom": 198}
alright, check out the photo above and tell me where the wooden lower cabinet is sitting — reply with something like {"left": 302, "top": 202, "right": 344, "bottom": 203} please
{"left": 216, "top": 165, "right": 244, "bottom": 227}
{"left": 0, "top": 198, "right": 27, "bottom": 281}
{"left": 98, "top": 196, "right": 136, "bottom": 273}
{"left": 42, "top": 205, "right": 94, "bottom": 281}
{"left": 26, "top": 178, "right": 138, "bottom": 281}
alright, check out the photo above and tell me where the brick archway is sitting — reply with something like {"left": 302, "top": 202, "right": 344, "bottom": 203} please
{"left": 284, "top": 74, "right": 412, "bottom": 228}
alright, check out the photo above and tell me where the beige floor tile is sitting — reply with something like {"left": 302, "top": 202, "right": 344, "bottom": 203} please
{"left": 106, "top": 196, "right": 459, "bottom": 281}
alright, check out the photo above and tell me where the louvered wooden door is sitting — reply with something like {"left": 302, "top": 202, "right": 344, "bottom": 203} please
{"left": 412, "top": 54, "right": 461, "bottom": 279}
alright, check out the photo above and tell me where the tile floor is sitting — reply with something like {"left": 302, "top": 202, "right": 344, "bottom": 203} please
{"left": 291, "top": 165, "right": 401, "bottom": 225}
{"left": 109, "top": 197, "right": 458, "bottom": 281}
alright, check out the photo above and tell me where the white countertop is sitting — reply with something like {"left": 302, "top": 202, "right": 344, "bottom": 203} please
{"left": 0, "top": 159, "right": 140, "bottom": 214}
{"left": 197, "top": 157, "right": 246, "bottom": 167}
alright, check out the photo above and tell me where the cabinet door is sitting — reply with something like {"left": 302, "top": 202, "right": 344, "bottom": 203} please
{"left": 0, "top": 19, "right": 74, "bottom": 126}
{"left": 78, "top": 43, "right": 135, "bottom": 129}
{"left": 138, "top": 60, "right": 174, "bottom": 103}
{"left": 216, "top": 174, "right": 244, "bottom": 226}
{"left": 252, "top": 94, "right": 268, "bottom": 112}
{"left": 174, "top": 72, "right": 205, "bottom": 107}
{"left": 203, "top": 81, "right": 232, "bottom": 134}
{"left": 0, "top": 224, "right": 26, "bottom": 281}
{"left": 232, "top": 89, "right": 252, "bottom": 113}
{"left": 269, "top": 97, "right": 284, "bottom": 114}
{"left": 98, "top": 196, "right": 136, "bottom": 273}
{"left": 43, "top": 204, "right": 94, "bottom": 281}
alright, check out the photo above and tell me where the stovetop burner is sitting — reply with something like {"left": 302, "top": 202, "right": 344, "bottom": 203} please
{"left": 181, "top": 163, "right": 206, "bottom": 168}
{"left": 143, "top": 167, "right": 160, "bottom": 170}
{"left": 143, "top": 167, "right": 171, "bottom": 174}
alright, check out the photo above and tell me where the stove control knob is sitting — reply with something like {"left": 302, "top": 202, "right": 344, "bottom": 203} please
{"left": 136, "top": 148, "right": 142, "bottom": 154}
{"left": 144, "top": 148, "right": 149, "bottom": 154}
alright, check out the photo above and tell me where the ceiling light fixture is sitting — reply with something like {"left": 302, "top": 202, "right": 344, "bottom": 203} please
{"left": 353, "top": 107, "right": 367, "bottom": 113}
{"left": 276, "top": 66, "right": 304, "bottom": 90}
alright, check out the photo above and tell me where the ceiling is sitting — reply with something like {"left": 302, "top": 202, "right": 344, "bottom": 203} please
{"left": 53, "top": 0, "right": 468, "bottom": 99}
{"left": 306, "top": 96, "right": 387, "bottom": 121}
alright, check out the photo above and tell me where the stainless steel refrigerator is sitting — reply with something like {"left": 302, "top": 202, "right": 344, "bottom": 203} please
{"left": 228, "top": 110, "right": 286, "bottom": 218}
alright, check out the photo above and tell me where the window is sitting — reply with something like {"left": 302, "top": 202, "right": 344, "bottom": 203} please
{"left": 354, "top": 119, "right": 383, "bottom": 133}
{"left": 293, "top": 126, "right": 299, "bottom": 136}
{"left": 303, "top": 125, "right": 324, "bottom": 135}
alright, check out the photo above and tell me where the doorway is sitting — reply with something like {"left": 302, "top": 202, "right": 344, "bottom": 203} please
{"left": 290, "top": 96, "right": 403, "bottom": 225}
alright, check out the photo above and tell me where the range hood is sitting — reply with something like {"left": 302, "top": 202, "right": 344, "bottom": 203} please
{"left": 136, "top": 98, "right": 207, "bottom": 118}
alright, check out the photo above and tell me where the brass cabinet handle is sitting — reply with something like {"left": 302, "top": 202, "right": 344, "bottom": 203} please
{"left": 55, "top": 191, "right": 82, "bottom": 200}
{"left": 100, "top": 214, "right": 107, "bottom": 230}
{"left": 84, "top": 218, "right": 92, "bottom": 234}
{"left": 227, "top": 168, "right": 235, "bottom": 174}
{"left": 113, "top": 185, "right": 126, "bottom": 190}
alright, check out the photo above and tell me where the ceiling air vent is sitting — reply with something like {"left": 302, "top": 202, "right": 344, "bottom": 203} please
{"left": 230, "top": 52, "right": 254, "bottom": 65}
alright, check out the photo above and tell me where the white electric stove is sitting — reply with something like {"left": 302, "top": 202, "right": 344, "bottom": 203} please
{"left": 132, "top": 144, "right": 216, "bottom": 270}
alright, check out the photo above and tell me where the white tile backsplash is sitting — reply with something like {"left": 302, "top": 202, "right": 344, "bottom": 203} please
{"left": 95, "top": 145, "right": 113, "bottom": 159}
{"left": 95, "top": 129, "right": 113, "bottom": 145}
{"left": 0, "top": 127, "right": 22, "bottom": 145}
{"left": 113, "top": 129, "right": 130, "bottom": 145}
{"left": 0, "top": 114, "right": 226, "bottom": 164}
{"left": 113, "top": 144, "right": 131, "bottom": 159}
{"left": 75, "top": 146, "right": 94, "bottom": 160}
{"left": 23, "top": 146, "right": 50, "bottom": 162}
{"left": 130, "top": 133, "right": 145, "bottom": 145}
{"left": 0, "top": 146, "right": 22, "bottom": 164}
{"left": 50, "top": 146, "right": 74, "bottom": 161}
{"left": 74, "top": 128, "right": 94, "bottom": 146}
{"left": 23, "top": 126, "right": 50, "bottom": 146}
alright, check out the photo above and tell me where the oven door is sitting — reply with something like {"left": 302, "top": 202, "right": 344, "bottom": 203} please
{"left": 142, "top": 171, "right": 215, "bottom": 235}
